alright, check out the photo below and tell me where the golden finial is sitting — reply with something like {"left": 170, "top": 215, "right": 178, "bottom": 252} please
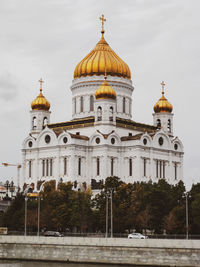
{"left": 161, "top": 81, "right": 165, "bottom": 95}
{"left": 39, "top": 78, "right": 44, "bottom": 92}
{"left": 99, "top": 14, "right": 106, "bottom": 35}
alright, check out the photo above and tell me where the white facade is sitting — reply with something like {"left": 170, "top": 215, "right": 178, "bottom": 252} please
{"left": 22, "top": 39, "right": 184, "bottom": 192}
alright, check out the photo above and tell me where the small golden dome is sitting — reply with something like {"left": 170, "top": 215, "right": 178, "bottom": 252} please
{"left": 31, "top": 79, "right": 50, "bottom": 111}
{"left": 95, "top": 76, "right": 116, "bottom": 100}
{"left": 154, "top": 81, "right": 173, "bottom": 113}
{"left": 74, "top": 31, "right": 131, "bottom": 80}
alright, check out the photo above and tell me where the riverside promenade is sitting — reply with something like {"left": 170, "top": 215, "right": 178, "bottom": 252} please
{"left": 0, "top": 236, "right": 199, "bottom": 266}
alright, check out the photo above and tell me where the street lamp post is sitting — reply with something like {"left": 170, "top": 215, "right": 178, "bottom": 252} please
{"left": 37, "top": 196, "right": 40, "bottom": 236}
{"left": 105, "top": 188, "right": 114, "bottom": 238}
{"left": 110, "top": 188, "right": 114, "bottom": 238}
{"left": 185, "top": 192, "right": 189, "bottom": 239}
{"left": 105, "top": 193, "right": 108, "bottom": 238}
{"left": 24, "top": 195, "right": 28, "bottom": 236}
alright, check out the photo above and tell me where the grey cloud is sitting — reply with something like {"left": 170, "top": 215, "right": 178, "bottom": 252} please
{"left": 0, "top": 72, "right": 18, "bottom": 100}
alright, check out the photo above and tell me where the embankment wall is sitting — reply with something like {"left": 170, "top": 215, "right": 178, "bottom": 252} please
{"left": 0, "top": 236, "right": 199, "bottom": 266}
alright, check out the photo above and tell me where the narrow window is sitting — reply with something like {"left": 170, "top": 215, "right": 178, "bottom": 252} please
{"left": 90, "top": 95, "right": 94, "bottom": 111}
{"left": 46, "top": 159, "right": 49, "bottom": 176}
{"left": 32, "top": 117, "right": 37, "bottom": 130}
{"left": 168, "top": 119, "right": 171, "bottom": 132}
{"left": 174, "top": 163, "right": 177, "bottom": 180}
{"left": 80, "top": 96, "right": 83, "bottom": 112}
{"left": 109, "top": 106, "right": 113, "bottom": 121}
{"left": 156, "top": 160, "right": 158, "bottom": 178}
{"left": 50, "top": 159, "right": 53, "bottom": 176}
{"left": 97, "top": 106, "right": 102, "bottom": 121}
{"left": 111, "top": 158, "right": 114, "bottom": 176}
{"left": 28, "top": 161, "right": 32, "bottom": 178}
{"left": 78, "top": 157, "right": 81, "bottom": 176}
{"left": 97, "top": 158, "right": 100, "bottom": 176}
{"left": 42, "top": 160, "right": 45, "bottom": 177}
{"left": 157, "top": 119, "right": 161, "bottom": 128}
{"left": 64, "top": 158, "right": 67, "bottom": 175}
{"left": 159, "top": 160, "right": 162, "bottom": 178}
{"left": 163, "top": 161, "right": 165, "bottom": 179}
{"left": 123, "top": 97, "right": 126, "bottom": 113}
{"left": 143, "top": 158, "right": 146, "bottom": 177}
{"left": 129, "top": 158, "right": 132, "bottom": 176}
{"left": 43, "top": 117, "right": 48, "bottom": 127}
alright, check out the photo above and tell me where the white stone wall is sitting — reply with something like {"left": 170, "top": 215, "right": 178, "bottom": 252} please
{"left": 71, "top": 75, "right": 134, "bottom": 120}
{"left": 22, "top": 123, "right": 183, "bottom": 191}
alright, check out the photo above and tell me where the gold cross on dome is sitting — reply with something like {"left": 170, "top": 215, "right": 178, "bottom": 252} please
{"left": 39, "top": 78, "right": 44, "bottom": 92}
{"left": 161, "top": 81, "right": 165, "bottom": 94}
{"left": 99, "top": 14, "right": 106, "bottom": 34}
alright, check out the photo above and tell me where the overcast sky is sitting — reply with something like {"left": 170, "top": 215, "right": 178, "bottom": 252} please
{"left": 0, "top": 0, "right": 199, "bottom": 190}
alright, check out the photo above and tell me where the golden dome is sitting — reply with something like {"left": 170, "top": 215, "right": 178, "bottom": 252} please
{"left": 31, "top": 79, "right": 50, "bottom": 111}
{"left": 95, "top": 76, "right": 116, "bottom": 100}
{"left": 74, "top": 32, "right": 131, "bottom": 80}
{"left": 154, "top": 81, "right": 173, "bottom": 113}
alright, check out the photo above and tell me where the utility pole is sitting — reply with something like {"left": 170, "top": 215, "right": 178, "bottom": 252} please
{"left": 110, "top": 188, "right": 113, "bottom": 238}
{"left": 24, "top": 195, "right": 27, "bottom": 236}
{"left": 37, "top": 196, "right": 40, "bottom": 236}
{"left": 185, "top": 192, "right": 189, "bottom": 239}
{"left": 106, "top": 193, "right": 108, "bottom": 238}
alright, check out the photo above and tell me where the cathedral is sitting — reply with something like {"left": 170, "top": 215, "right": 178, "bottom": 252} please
{"left": 22, "top": 16, "right": 184, "bottom": 191}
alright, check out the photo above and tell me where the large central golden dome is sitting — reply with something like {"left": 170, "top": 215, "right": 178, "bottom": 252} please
{"left": 74, "top": 31, "right": 131, "bottom": 80}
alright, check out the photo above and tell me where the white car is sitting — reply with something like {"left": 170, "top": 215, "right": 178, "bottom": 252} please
{"left": 128, "top": 233, "right": 148, "bottom": 239}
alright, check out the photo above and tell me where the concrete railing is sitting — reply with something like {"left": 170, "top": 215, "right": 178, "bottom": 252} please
{"left": 0, "top": 236, "right": 199, "bottom": 266}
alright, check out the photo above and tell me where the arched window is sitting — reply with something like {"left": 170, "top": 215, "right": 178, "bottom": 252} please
{"left": 123, "top": 97, "right": 126, "bottom": 113}
{"left": 111, "top": 158, "right": 114, "bottom": 176}
{"left": 97, "top": 106, "right": 102, "bottom": 121}
{"left": 156, "top": 160, "right": 166, "bottom": 179}
{"left": 174, "top": 163, "right": 177, "bottom": 180}
{"left": 50, "top": 159, "right": 53, "bottom": 176}
{"left": 109, "top": 106, "right": 113, "bottom": 121}
{"left": 129, "top": 158, "right": 132, "bottom": 176}
{"left": 167, "top": 119, "right": 171, "bottom": 132}
{"left": 90, "top": 95, "right": 94, "bottom": 111}
{"left": 143, "top": 158, "right": 146, "bottom": 177}
{"left": 129, "top": 100, "right": 131, "bottom": 115}
{"left": 28, "top": 161, "right": 32, "bottom": 178}
{"left": 80, "top": 96, "right": 84, "bottom": 112}
{"left": 78, "top": 157, "right": 81, "bottom": 175}
{"left": 42, "top": 160, "right": 45, "bottom": 176}
{"left": 32, "top": 117, "right": 37, "bottom": 130}
{"left": 97, "top": 158, "right": 100, "bottom": 176}
{"left": 46, "top": 159, "right": 49, "bottom": 176}
{"left": 64, "top": 157, "right": 67, "bottom": 175}
{"left": 157, "top": 119, "right": 161, "bottom": 128}
{"left": 43, "top": 117, "right": 48, "bottom": 127}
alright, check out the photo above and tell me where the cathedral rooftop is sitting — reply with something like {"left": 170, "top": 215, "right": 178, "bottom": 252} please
{"left": 48, "top": 116, "right": 157, "bottom": 134}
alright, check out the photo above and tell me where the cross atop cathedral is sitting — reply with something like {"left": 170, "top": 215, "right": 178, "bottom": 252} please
{"left": 99, "top": 14, "right": 106, "bottom": 34}
{"left": 39, "top": 78, "right": 44, "bottom": 92}
{"left": 161, "top": 81, "right": 165, "bottom": 94}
